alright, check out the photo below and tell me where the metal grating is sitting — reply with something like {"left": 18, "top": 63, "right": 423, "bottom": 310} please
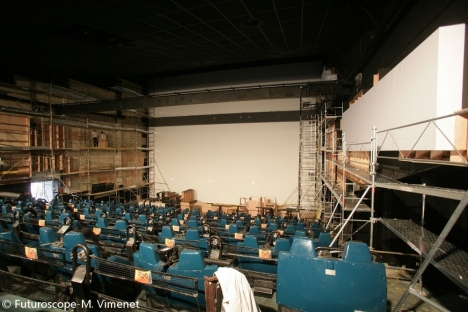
{"left": 224, "top": 244, "right": 279, "bottom": 262}
{"left": 92, "top": 256, "right": 198, "bottom": 297}
{"left": 0, "top": 270, "right": 71, "bottom": 303}
{"left": 225, "top": 243, "right": 260, "bottom": 255}
{"left": 225, "top": 243, "right": 256, "bottom": 254}
{"left": 331, "top": 160, "right": 467, "bottom": 200}
{"left": 236, "top": 268, "right": 277, "bottom": 291}
{"left": 320, "top": 176, "right": 371, "bottom": 212}
{"left": 0, "top": 240, "right": 66, "bottom": 267}
{"left": 381, "top": 218, "right": 468, "bottom": 293}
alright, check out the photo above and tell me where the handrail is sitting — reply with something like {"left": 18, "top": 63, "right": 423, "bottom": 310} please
{"left": 365, "top": 109, "right": 468, "bottom": 165}
{"left": 377, "top": 108, "right": 468, "bottom": 133}
{"left": 329, "top": 186, "right": 371, "bottom": 247}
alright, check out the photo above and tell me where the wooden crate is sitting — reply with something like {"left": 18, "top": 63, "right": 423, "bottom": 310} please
{"left": 181, "top": 189, "right": 197, "bottom": 202}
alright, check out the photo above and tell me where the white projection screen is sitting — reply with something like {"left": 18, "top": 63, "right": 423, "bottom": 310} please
{"left": 151, "top": 99, "right": 300, "bottom": 204}
{"left": 343, "top": 24, "right": 465, "bottom": 151}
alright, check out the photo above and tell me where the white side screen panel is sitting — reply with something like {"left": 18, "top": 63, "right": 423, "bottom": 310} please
{"left": 343, "top": 24, "right": 465, "bottom": 151}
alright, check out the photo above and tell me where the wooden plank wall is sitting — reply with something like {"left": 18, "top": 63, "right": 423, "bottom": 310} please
{"left": 0, "top": 113, "right": 31, "bottom": 181}
{"left": 348, "top": 151, "right": 370, "bottom": 172}
{"left": 14, "top": 75, "right": 65, "bottom": 104}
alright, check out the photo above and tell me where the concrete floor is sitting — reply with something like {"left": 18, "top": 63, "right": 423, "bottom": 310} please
{"left": 383, "top": 268, "right": 468, "bottom": 312}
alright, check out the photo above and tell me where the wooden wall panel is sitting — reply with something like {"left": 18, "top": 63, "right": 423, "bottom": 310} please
{"left": 0, "top": 113, "right": 31, "bottom": 179}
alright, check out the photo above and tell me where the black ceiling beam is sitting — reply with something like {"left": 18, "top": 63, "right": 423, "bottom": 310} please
{"left": 85, "top": 111, "right": 126, "bottom": 120}
{"left": 149, "top": 111, "right": 299, "bottom": 127}
{"left": 53, "top": 85, "right": 302, "bottom": 115}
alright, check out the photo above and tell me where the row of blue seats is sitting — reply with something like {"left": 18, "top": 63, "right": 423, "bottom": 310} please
{"left": 0, "top": 213, "right": 386, "bottom": 312}
{"left": 0, "top": 223, "right": 217, "bottom": 310}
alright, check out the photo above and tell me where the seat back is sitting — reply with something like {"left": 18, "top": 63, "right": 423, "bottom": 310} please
{"left": 285, "top": 224, "right": 296, "bottom": 234}
{"left": 295, "top": 230, "right": 306, "bottom": 237}
{"left": 160, "top": 225, "right": 175, "bottom": 238}
{"left": 63, "top": 231, "right": 87, "bottom": 250}
{"left": 39, "top": 227, "right": 57, "bottom": 244}
{"left": 296, "top": 222, "right": 305, "bottom": 230}
{"left": 45, "top": 210, "right": 55, "bottom": 221}
{"left": 137, "top": 215, "right": 147, "bottom": 223}
{"left": 185, "top": 228, "right": 200, "bottom": 241}
{"left": 343, "top": 242, "right": 372, "bottom": 264}
{"left": 268, "top": 223, "right": 278, "bottom": 231}
{"left": 274, "top": 238, "right": 291, "bottom": 252}
{"left": 316, "top": 232, "right": 334, "bottom": 247}
{"left": 243, "top": 235, "right": 259, "bottom": 248}
{"left": 2, "top": 205, "right": 12, "bottom": 214}
{"left": 290, "top": 237, "right": 316, "bottom": 258}
{"left": 228, "top": 224, "right": 238, "bottom": 233}
{"left": 188, "top": 220, "right": 198, "bottom": 228}
{"left": 58, "top": 213, "right": 71, "bottom": 224}
{"left": 178, "top": 249, "right": 205, "bottom": 270}
{"left": 114, "top": 219, "right": 128, "bottom": 231}
{"left": 97, "top": 217, "right": 109, "bottom": 228}
{"left": 137, "top": 242, "right": 162, "bottom": 268}
{"left": 248, "top": 226, "right": 260, "bottom": 235}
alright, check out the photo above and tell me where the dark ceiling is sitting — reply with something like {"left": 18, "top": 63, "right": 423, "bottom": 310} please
{"left": 0, "top": 0, "right": 403, "bottom": 88}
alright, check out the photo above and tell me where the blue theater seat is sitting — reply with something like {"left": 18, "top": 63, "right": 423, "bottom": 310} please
{"left": 276, "top": 239, "right": 386, "bottom": 311}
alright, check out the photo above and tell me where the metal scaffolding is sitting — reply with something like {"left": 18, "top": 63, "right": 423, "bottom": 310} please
{"left": 296, "top": 81, "right": 343, "bottom": 220}
{"left": 0, "top": 78, "right": 170, "bottom": 203}
{"left": 320, "top": 107, "right": 468, "bottom": 311}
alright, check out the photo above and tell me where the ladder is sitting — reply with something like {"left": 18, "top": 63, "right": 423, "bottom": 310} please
{"left": 297, "top": 82, "right": 343, "bottom": 220}
{"left": 297, "top": 97, "right": 320, "bottom": 218}
{"left": 147, "top": 130, "right": 170, "bottom": 198}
